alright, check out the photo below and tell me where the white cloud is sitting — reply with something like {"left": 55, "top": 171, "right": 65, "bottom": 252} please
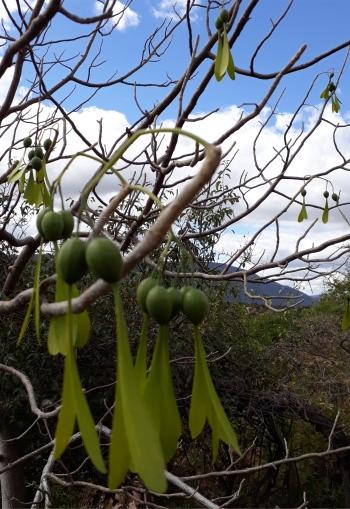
{"left": 0, "top": 0, "right": 35, "bottom": 28}
{"left": 95, "top": 0, "right": 139, "bottom": 30}
{"left": 1, "top": 91, "right": 350, "bottom": 296}
{"left": 152, "top": 0, "right": 198, "bottom": 20}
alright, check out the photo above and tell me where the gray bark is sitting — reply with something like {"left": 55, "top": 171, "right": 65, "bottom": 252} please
{"left": 0, "top": 432, "right": 27, "bottom": 509}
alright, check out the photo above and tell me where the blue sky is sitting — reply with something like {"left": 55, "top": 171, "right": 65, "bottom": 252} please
{"left": 40, "top": 0, "right": 350, "bottom": 121}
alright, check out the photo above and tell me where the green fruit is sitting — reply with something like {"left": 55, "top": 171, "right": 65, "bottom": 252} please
{"left": 332, "top": 193, "right": 339, "bottom": 202}
{"left": 31, "top": 156, "right": 42, "bottom": 171}
{"left": 323, "top": 190, "right": 329, "bottom": 199}
{"left": 215, "top": 17, "right": 223, "bottom": 30}
{"left": 179, "top": 285, "right": 192, "bottom": 303}
{"left": 57, "top": 238, "right": 87, "bottom": 284}
{"left": 182, "top": 288, "right": 209, "bottom": 325}
{"left": 85, "top": 237, "right": 123, "bottom": 283}
{"left": 136, "top": 277, "right": 157, "bottom": 313}
{"left": 23, "top": 137, "right": 32, "bottom": 148}
{"left": 41, "top": 211, "right": 64, "bottom": 241}
{"left": 43, "top": 139, "right": 53, "bottom": 151}
{"left": 36, "top": 208, "right": 49, "bottom": 237}
{"left": 167, "top": 287, "right": 182, "bottom": 319}
{"left": 34, "top": 147, "right": 44, "bottom": 159}
{"left": 219, "top": 9, "right": 229, "bottom": 22}
{"left": 60, "top": 210, "right": 74, "bottom": 239}
{"left": 28, "top": 149, "right": 35, "bottom": 160}
{"left": 145, "top": 285, "right": 172, "bottom": 324}
{"left": 301, "top": 189, "right": 307, "bottom": 197}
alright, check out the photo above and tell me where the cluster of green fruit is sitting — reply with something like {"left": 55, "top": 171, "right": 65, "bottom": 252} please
{"left": 24, "top": 136, "right": 52, "bottom": 172}
{"left": 137, "top": 277, "right": 208, "bottom": 326}
{"left": 36, "top": 208, "right": 74, "bottom": 241}
{"left": 57, "top": 236, "right": 123, "bottom": 286}
{"left": 215, "top": 8, "right": 229, "bottom": 30}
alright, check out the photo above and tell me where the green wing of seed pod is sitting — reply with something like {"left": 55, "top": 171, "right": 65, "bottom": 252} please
{"left": 322, "top": 200, "right": 329, "bottom": 224}
{"left": 134, "top": 314, "right": 150, "bottom": 390}
{"left": 342, "top": 299, "right": 350, "bottom": 331}
{"left": 227, "top": 48, "right": 235, "bottom": 80}
{"left": 17, "top": 286, "right": 35, "bottom": 345}
{"left": 143, "top": 325, "right": 182, "bottom": 462}
{"left": 215, "top": 28, "right": 230, "bottom": 81}
{"left": 108, "top": 375, "right": 131, "bottom": 488}
{"left": 41, "top": 182, "right": 51, "bottom": 207}
{"left": 23, "top": 170, "right": 36, "bottom": 204}
{"left": 48, "top": 276, "right": 90, "bottom": 355}
{"left": 109, "top": 286, "right": 166, "bottom": 492}
{"left": 297, "top": 202, "right": 308, "bottom": 222}
{"left": 332, "top": 95, "right": 341, "bottom": 113}
{"left": 190, "top": 328, "right": 240, "bottom": 460}
{"left": 320, "top": 85, "right": 330, "bottom": 100}
{"left": 68, "top": 349, "right": 106, "bottom": 473}
{"left": 34, "top": 244, "right": 43, "bottom": 343}
{"left": 8, "top": 165, "right": 25, "bottom": 184}
{"left": 19, "top": 171, "right": 26, "bottom": 193}
{"left": 54, "top": 353, "right": 76, "bottom": 459}
{"left": 17, "top": 244, "right": 43, "bottom": 345}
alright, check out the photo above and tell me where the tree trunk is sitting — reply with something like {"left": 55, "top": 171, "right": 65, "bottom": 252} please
{"left": 0, "top": 432, "right": 27, "bottom": 509}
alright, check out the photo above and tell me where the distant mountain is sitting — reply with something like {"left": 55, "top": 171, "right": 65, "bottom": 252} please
{"left": 208, "top": 263, "right": 319, "bottom": 308}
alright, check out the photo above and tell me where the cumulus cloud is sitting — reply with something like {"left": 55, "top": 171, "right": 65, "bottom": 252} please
{"left": 1, "top": 90, "right": 349, "bottom": 295}
{"left": 95, "top": 0, "right": 139, "bottom": 30}
{"left": 0, "top": 0, "right": 35, "bottom": 29}
{"left": 152, "top": 0, "right": 198, "bottom": 20}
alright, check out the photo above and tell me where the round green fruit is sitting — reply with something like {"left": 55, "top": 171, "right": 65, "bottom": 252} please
{"left": 31, "top": 156, "right": 42, "bottom": 171}
{"left": 43, "top": 139, "right": 53, "bottom": 151}
{"left": 323, "top": 190, "right": 329, "bottom": 199}
{"left": 145, "top": 285, "right": 172, "bottom": 324}
{"left": 215, "top": 17, "right": 223, "bottom": 30}
{"left": 332, "top": 193, "right": 339, "bottom": 202}
{"left": 57, "top": 238, "right": 87, "bottom": 285}
{"left": 60, "top": 210, "right": 74, "bottom": 239}
{"left": 219, "top": 9, "right": 229, "bottom": 22}
{"left": 182, "top": 288, "right": 209, "bottom": 325}
{"left": 28, "top": 149, "right": 35, "bottom": 160}
{"left": 136, "top": 277, "right": 157, "bottom": 313}
{"left": 36, "top": 208, "right": 49, "bottom": 237}
{"left": 85, "top": 237, "right": 123, "bottom": 283}
{"left": 179, "top": 285, "right": 192, "bottom": 303}
{"left": 34, "top": 147, "right": 44, "bottom": 159}
{"left": 23, "top": 137, "right": 32, "bottom": 148}
{"left": 41, "top": 211, "right": 64, "bottom": 241}
{"left": 167, "top": 287, "right": 183, "bottom": 319}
